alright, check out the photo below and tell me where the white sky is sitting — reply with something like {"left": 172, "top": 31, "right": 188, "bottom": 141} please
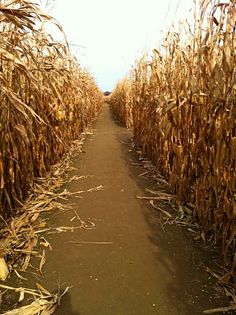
{"left": 44, "top": 0, "right": 194, "bottom": 91}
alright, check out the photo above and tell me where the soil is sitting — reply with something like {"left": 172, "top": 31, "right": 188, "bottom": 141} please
{"left": 4, "top": 103, "right": 226, "bottom": 314}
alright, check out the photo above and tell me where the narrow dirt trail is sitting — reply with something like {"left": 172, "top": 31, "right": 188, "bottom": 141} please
{"left": 37, "top": 104, "right": 218, "bottom": 314}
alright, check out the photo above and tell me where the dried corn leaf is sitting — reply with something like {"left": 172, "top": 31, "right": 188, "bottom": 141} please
{"left": 0, "top": 258, "right": 9, "bottom": 281}
{"left": 0, "top": 284, "right": 69, "bottom": 315}
{"left": 109, "top": 0, "right": 236, "bottom": 282}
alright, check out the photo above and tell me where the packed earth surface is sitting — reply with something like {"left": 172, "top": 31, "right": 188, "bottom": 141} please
{"left": 5, "top": 104, "right": 228, "bottom": 315}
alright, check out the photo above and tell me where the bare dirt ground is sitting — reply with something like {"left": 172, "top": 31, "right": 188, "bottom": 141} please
{"left": 12, "top": 103, "right": 225, "bottom": 314}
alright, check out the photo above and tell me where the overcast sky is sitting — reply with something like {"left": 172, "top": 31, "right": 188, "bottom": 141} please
{"left": 45, "top": 0, "right": 194, "bottom": 91}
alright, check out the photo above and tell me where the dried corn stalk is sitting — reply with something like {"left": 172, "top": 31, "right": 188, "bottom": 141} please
{"left": 110, "top": 0, "right": 236, "bottom": 276}
{"left": 109, "top": 77, "right": 133, "bottom": 128}
{"left": 0, "top": 0, "right": 103, "bottom": 218}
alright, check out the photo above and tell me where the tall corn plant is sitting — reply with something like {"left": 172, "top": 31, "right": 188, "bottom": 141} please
{"left": 110, "top": 0, "right": 236, "bottom": 274}
{"left": 109, "top": 78, "right": 133, "bottom": 128}
{"left": 0, "top": 0, "right": 103, "bottom": 217}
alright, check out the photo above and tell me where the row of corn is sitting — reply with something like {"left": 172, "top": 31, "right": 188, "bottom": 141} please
{"left": 110, "top": 0, "right": 236, "bottom": 276}
{"left": 0, "top": 0, "right": 103, "bottom": 218}
{"left": 110, "top": 78, "right": 133, "bottom": 128}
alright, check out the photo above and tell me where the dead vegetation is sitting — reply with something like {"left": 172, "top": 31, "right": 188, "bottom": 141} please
{"left": 135, "top": 150, "right": 236, "bottom": 313}
{"left": 0, "top": 283, "right": 69, "bottom": 314}
{"left": 0, "top": 0, "right": 103, "bottom": 312}
{"left": 0, "top": 0, "right": 103, "bottom": 219}
{"left": 109, "top": 78, "right": 133, "bottom": 128}
{"left": 110, "top": 0, "right": 236, "bottom": 309}
{"left": 111, "top": 0, "right": 235, "bottom": 269}
{"left": 0, "top": 131, "right": 103, "bottom": 312}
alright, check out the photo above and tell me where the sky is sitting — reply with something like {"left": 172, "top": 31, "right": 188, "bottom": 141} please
{"left": 43, "top": 0, "right": 194, "bottom": 91}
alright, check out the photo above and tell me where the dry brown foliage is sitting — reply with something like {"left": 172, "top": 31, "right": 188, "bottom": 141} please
{"left": 0, "top": 0, "right": 103, "bottom": 218}
{"left": 109, "top": 78, "right": 133, "bottom": 128}
{"left": 110, "top": 0, "right": 236, "bottom": 276}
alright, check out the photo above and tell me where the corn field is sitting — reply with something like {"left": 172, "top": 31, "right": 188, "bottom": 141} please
{"left": 0, "top": 0, "right": 103, "bottom": 218}
{"left": 110, "top": 78, "right": 133, "bottom": 128}
{"left": 110, "top": 0, "right": 236, "bottom": 275}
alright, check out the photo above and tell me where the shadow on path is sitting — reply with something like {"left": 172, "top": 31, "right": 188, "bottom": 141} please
{"left": 111, "top": 105, "right": 224, "bottom": 314}
{"left": 55, "top": 293, "right": 81, "bottom": 315}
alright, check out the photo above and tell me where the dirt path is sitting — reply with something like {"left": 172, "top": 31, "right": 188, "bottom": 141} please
{"left": 36, "top": 104, "right": 219, "bottom": 314}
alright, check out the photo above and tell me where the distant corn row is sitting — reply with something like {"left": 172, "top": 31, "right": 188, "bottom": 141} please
{"left": 109, "top": 78, "right": 133, "bottom": 128}
{"left": 110, "top": 0, "right": 236, "bottom": 272}
{"left": 0, "top": 1, "right": 103, "bottom": 218}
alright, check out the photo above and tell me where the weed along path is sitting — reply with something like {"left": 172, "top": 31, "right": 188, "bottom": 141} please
{"left": 32, "top": 104, "right": 219, "bottom": 314}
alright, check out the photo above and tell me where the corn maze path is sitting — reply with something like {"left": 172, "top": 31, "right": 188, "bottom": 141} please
{"left": 35, "top": 104, "right": 220, "bottom": 314}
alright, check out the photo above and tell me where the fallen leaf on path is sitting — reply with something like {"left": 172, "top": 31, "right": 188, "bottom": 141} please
{"left": 145, "top": 189, "right": 174, "bottom": 199}
{"left": 0, "top": 284, "right": 42, "bottom": 298}
{"left": 203, "top": 304, "right": 236, "bottom": 313}
{"left": 0, "top": 134, "right": 100, "bottom": 280}
{"left": 136, "top": 195, "right": 173, "bottom": 201}
{"left": 47, "top": 226, "right": 84, "bottom": 234}
{"left": 0, "top": 132, "right": 97, "bottom": 311}
{"left": 67, "top": 185, "right": 103, "bottom": 196}
{"left": 87, "top": 185, "right": 103, "bottom": 192}
{"left": 0, "top": 283, "right": 69, "bottom": 315}
{"left": 39, "top": 250, "right": 46, "bottom": 274}
{"left": 40, "top": 237, "right": 52, "bottom": 251}
{"left": 14, "top": 270, "right": 27, "bottom": 281}
{"left": 138, "top": 171, "right": 150, "bottom": 177}
{"left": 73, "top": 210, "right": 95, "bottom": 230}
{"left": 149, "top": 200, "right": 172, "bottom": 218}
{"left": 68, "top": 175, "right": 94, "bottom": 183}
{"left": 65, "top": 241, "right": 113, "bottom": 245}
{"left": 205, "top": 267, "right": 221, "bottom": 280}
